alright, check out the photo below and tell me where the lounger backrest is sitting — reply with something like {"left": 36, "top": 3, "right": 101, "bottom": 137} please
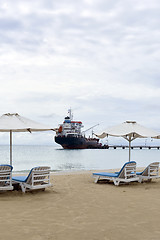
{"left": 141, "top": 162, "right": 159, "bottom": 177}
{"left": 0, "top": 165, "right": 13, "bottom": 187}
{"left": 118, "top": 161, "right": 136, "bottom": 179}
{"left": 26, "top": 166, "right": 51, "bottom": 186}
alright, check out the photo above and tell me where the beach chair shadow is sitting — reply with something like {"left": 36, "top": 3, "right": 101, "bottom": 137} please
{"left": 136, "top": 162, "right": 160, "bottom": 183}
{"left": 12, "top": 166, "right": 52, "bottom": 193}
{"left": 0, "top": 165, "right": 13, "bottom": 191}
{"left": 93, "top": 161, "right": 139, "bottom": 186}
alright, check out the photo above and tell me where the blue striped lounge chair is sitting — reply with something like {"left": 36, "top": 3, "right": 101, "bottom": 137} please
{"left": 12, "top": 166, "right": 52, "bottom": 193}
{"left": 0, "top": 165, "right": 13, "bottom": 191}
{"left": 136, "top": 162, "right": 160, "bottom": 183}
{"left": 93, "top": 161, "right": 139, "bottom": 186}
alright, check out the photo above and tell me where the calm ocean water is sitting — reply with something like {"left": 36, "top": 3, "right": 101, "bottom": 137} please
{"left": 0, "top": 145, "right": 159, "bottom": 173}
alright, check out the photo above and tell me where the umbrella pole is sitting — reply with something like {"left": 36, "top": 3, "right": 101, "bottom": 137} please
{"left": 10, "top": 130, "right": 12, "bottom": 166}
{"left": 129, "top": 140, "right": 131, "bottom": 162}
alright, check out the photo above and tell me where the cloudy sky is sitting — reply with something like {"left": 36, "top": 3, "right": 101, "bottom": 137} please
{"left": 0, "top": 0, "right": 160, "bottom": 145}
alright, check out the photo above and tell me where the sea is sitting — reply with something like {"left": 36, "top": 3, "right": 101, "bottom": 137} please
{"left": 0, "top": 145, "right": 159, "bottom": 173}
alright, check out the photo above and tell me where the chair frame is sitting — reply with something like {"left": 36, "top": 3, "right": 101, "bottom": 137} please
{"left": 0, "top": 165, "right": 13, "bottom": 191}
{"left": 137, "top": 162, "right": 160, "bottom": 183}
{"left": 93, "top": 161, "right": 139, "bottom": 186}
{"left": 13, "top": 166, "right": 52, "bottom": 193}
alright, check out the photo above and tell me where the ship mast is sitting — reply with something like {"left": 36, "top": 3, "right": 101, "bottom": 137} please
{"left": 68, "top": 108, "right": 73, "bottom": 121}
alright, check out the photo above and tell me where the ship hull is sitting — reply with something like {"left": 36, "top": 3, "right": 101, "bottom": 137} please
{"left": 55, "top": 136, "right": 102, "bottom": 149}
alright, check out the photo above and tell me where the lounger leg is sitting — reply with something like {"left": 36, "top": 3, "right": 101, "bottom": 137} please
{"left": 113, "top": 180, "right": 120, "bottom": 186}
{"left": 138, "top": 177, "right": 143, "bottom": 183}
{"left": 20, "top": 183, "right": 26, "bottom": 193}
{"left": 94, "top": 176, "right": 100, "bottom": 183}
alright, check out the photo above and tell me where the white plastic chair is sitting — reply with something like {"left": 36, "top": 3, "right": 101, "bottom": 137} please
{"left": 93, "top": 161, "right": 139, "bottom": 186}
{"left": 12, "top": 166, "right": 52, "bottom": 193}
{"left": 136, "top": 162, "right": 160, "bottom": 183}
{"left": 0, "top": 165, "right": 13, "bottom": 191}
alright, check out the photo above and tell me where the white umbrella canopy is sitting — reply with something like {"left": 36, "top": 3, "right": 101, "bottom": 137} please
{"left": 0, "top": 113, "right": 53, "bottom": 132}
{"left": 96, "top": 121, "right": 160, "bottom": 161}
{"left": 0, "top": 113, "right": 55, "bottom": 165}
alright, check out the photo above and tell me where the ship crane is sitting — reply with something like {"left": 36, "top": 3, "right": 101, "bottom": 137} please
{"left": 82, "top": 124, "right": 99, "bottom": 138}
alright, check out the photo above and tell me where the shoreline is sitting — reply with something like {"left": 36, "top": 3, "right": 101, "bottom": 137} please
{"left": 12, "top": 167, "right": 145, "bottom": 176}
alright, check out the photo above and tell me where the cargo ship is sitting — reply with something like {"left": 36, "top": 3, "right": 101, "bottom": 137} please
{"left": 54, "top": 109, "right": 104, "bottom": 149}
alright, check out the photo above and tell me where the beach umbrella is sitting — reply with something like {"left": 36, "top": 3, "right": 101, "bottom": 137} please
{"left": 0, "top": 113, "right": 55, "bottom": 165}
{"left": 96, "top": 121, "right": 160, "bottom": 161}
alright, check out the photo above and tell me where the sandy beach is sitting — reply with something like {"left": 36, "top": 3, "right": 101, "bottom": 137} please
{"left": 0, "top": 170, "right": 160, "bottom": 240}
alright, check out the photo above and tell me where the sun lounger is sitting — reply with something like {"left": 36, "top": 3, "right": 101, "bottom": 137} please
{"left": 12, "top": 166, "right": 52, "bottom": 193}
{"left": 136, "top": 162, "right": 160, "bottom": 183}
{"left": 93, "top": 161, "right": 139, "bottom": 186}
{"left": 0, "top": 165, "right": 13, "bottom": 191}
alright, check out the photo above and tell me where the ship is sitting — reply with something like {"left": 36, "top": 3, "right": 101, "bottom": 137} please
{"left": 54, "top": 109, "right": 104, "bottom": 149}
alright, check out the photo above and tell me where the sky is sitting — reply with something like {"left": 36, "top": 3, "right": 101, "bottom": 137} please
{"left": 0, "top": 0, "right": 160, "bottom": 145}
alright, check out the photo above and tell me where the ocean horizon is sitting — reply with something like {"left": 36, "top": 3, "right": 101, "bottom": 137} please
{"left": 0, "top": 145, "right": 159, "bottom": 173}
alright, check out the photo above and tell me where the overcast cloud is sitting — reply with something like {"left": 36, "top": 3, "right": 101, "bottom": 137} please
{"left": 0, "top": 0, "right": 160, "bottom": 145}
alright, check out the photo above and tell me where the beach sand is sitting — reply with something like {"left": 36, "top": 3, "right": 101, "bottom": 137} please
{"left": 0, "top": 170, "right": 160, "bottom": 240}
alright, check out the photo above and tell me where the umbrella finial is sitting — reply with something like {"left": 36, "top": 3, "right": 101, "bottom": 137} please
{"left": 126, "top": 121, "right": 136, "bottom": 124}
{"left": 4, "top": 113, "right": 19, "bottom": 116}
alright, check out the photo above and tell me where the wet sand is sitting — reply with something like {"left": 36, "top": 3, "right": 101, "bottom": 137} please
{"left": 0, "top": 170, "right": 160, "bottom": 240}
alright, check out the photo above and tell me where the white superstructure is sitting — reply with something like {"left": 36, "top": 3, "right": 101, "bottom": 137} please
{"left": 57, "top": 109, "right": 84, "bottom": 137}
